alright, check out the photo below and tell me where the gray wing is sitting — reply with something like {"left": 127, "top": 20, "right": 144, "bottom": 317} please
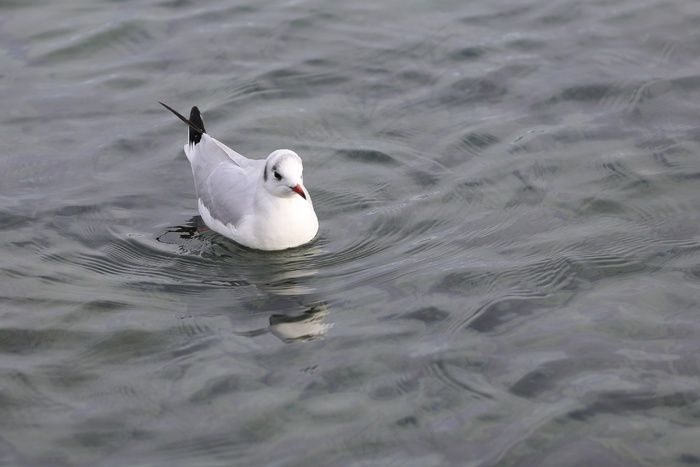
{"left": 198, "top": 162, "right": 262, "bottom": 226}
{"left": 188, "top": 134, "right": 264, "bottom": 227}
{"left": 185, "top": 134, "right": 254, "bottom": 168}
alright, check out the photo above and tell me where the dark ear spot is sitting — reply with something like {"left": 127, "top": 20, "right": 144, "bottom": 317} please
{"left": 264, "top": 164, "right": 268, "bottom": 181}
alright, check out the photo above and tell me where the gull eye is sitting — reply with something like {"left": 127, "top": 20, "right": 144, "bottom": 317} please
{"left": 273, "top": 171, "right": 282, "bottom": 181}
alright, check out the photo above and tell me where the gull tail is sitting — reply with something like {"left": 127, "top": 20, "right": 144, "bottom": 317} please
{"left": 159, "top": 102, "right": 206, "bottom": 145}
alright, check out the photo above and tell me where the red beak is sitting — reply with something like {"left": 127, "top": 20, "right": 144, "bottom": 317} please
{"left": 291, "top": 184, "right": 307, "bottom": 200}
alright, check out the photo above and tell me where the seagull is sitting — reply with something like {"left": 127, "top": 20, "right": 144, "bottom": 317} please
{"left": 160, "top": 102, "right": 319, "bottom": 251}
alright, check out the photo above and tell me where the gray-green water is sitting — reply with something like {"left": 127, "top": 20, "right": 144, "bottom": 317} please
{"left": 3, "top": 0, "right": 700, "bottom": 465}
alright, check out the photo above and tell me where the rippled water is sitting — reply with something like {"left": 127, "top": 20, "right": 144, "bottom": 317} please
{"left": 3, "top": 0, "right": 700, "bottom": 465}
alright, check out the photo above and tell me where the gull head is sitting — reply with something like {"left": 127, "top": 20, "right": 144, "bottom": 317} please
{"left": 262, "top": 150, "right": 309, "bottom": 200}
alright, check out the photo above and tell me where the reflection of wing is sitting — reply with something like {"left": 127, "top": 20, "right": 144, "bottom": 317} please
{"left": 187, "top": 134, "right": 264, "bottom": 227}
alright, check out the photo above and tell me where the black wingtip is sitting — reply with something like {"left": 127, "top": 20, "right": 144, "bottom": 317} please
{"left": 159, "top": 102, "right": 206, "bottom": 145}
{"left": 189, "top": 106, "right": 205, "bottom": 145}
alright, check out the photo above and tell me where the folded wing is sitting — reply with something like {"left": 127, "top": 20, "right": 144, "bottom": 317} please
{"left": 188, "top": 134, "right": 264, "bottom": 227}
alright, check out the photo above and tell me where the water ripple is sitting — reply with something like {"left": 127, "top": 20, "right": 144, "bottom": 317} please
{"left": 5, "top": 0, "right": 700, "bottom": 465}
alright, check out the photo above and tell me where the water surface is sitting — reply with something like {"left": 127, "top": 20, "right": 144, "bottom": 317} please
{"left": 3, "top": 0, "right": 700, "bottom": 465}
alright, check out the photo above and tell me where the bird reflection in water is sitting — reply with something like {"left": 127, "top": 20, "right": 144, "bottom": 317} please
{"left": 237, "top": 303, "right": 331, "bottom": 343}
{"left": 157, "top": 217, "right": 332, "bottom": 343}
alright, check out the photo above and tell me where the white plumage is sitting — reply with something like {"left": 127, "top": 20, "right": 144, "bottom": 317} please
{"left": 162, "top": 103, "right": 319, "bottom": 250}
